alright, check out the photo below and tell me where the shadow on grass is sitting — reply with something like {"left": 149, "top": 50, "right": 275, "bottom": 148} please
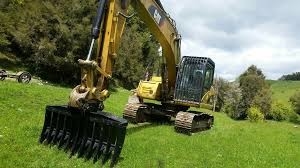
{"left": 126, "top": 116, "right": 174, "bottom": 136}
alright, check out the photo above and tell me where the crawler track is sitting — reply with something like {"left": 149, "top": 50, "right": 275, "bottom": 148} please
{"left": 123, "top": 103, "right": 147, "bottom": 123}
{"left": 175, "top": 111, "right": 214, "bottom": 135}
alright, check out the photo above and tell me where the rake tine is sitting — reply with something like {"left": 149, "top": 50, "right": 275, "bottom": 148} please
{"left": 58, "top": 130, "right": 66, "bottom": 148}
{"left": 70, "top": 132, "right": 81, "bottom": 157}
{"left": 96, "top": 123, "right": 108, "bottom": 163}
{"left": 90, "top": 140, "right": 99, "bottom": 161}
{"left": 83, "top": 121, "right": 96, "bottom": 159}
{"left": 100, "top": 121, "right": 112, "bottom": 164}
{"left": 111, "top": 127, "right": 127, "bottom": 166}
{"left": 109, "top": 126, "right": 118, "bottom": 155}
{"left": 77, "top": 137, "right": 88, "bottom": 158}
{"left": 39, "top": 126, "right": 50, "bottom": 143}
{"left": 53, "top": 114, "right": 65, "bottom": 145}
{"left": 70, "top": 124, "right": 81, "bottom": 156}
{"left": 94, "top": 141, "right": 105, "bottom": 163}
{"left": 84, "top": 123, "right": 97, "bottom": 160}
{"left": 52, "top": 114, "right": 62, "bottom": 145}
{"left": 56, "top": 129, "right": 64, "bottom": 146}
{"left": 49, "top": 113, "right": 60, "bottom": 145}
{"left": 48, "top": 128, "right": 57, "bottom": 145}
{"left": 77, "top": 140, "right": 85, "bottom": 158}
{"left": 54, "top": 110, "right": 68, "bottom": 148}
{"left": 102, "top": 124, "right": 117, "bottom": 164}
{"left": 93, "top": 123, "right": 104, "bottom": 163}
{"left": 44, "top": 111, "right": 57, "bottom": 145}
{"left": 93, "top": 140, "right": 102, "bottom": 163}
{"left": 62, "top": 132, "right": 72, "bottom": 151}
{"left": 69, "top": 112, "right": 83, "bottom": 156}
{"left": 77, "top": 114, "right": 90, "bottom": 158}
{"left": 99, "top": 144, "right": 106, "bottom": 162}
{"left": 102, "top": 132, "right": 111, "bottom": 164}
{"left": 61, "top": 114, "right": 75, "bottom": 150}
{"left": 82, "top": 138, "right": 93, "bottom": 159}
{"left": 39, "top": 107, "right": 53, "bottom": 143}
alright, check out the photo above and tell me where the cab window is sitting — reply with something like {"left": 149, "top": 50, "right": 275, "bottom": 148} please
{"left": 204, "top": 67, "right": 213, "bottom": 88}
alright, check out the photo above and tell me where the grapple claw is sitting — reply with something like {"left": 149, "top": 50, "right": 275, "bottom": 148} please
{"left": 39, "top": 105, "right": 128, "bottom": 166}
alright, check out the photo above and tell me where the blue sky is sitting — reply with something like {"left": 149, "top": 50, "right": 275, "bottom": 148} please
{"left": 160, "top": 0, "right": 300, "bottom": 80}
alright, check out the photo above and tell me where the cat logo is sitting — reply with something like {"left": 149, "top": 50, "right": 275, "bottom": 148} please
{"left": 148, "top": 5, "right": 165, "bottom": 26}
{"left": 153, "top": 9, "right": 162, "bottom": 24}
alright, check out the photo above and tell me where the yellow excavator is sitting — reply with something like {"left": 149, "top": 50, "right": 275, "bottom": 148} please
{"left": 39, "top": 0, "right": 221, "bottom": 166}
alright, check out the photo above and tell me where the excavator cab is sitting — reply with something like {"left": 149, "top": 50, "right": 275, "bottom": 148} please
{"left": 174, "top": 56, "right": 215, "bottom": 106}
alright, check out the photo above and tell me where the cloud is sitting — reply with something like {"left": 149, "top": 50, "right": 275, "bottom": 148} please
{"left": 160, "top": 0, "right": 300, "bottom": 80}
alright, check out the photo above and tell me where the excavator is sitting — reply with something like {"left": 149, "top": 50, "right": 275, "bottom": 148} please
{"left": 39, "top": 0, "right": 220, "bottom": 166}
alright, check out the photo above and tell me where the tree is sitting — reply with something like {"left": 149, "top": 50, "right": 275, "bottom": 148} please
{"left": 252, "top": 87, "right": 272, "bottom": 118}
{"left": 113, "top": 9, "right": 159, "bottom": 89}
{"left": 0, "top": 0, "right": 159, "bottom": 87}
{"left": 230, "top": 65, "right": 272, "bottom": 120}
{"left": 279, "top": 72, "right": 300, "bottom": 81}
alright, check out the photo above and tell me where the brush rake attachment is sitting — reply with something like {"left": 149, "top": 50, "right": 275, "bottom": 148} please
{"left": 39, "top": 105, "right": 128, "bottom": 166}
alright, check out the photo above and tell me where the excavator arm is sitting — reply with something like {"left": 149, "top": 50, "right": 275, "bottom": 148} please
{"left": 39, "top": 0, "right": 182, "bottom": 166}
{"left": 39, "top": 0, "right": 217, "bottom": 166}
{"left": 68, "top": 0, "right": 181, "bottom": 109}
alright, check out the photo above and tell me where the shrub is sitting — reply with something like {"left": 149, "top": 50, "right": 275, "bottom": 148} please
{"left": 290, "top": 92, "right": 300, "bottom": 115}
{"left": 288, "top": 113, "right": 300, "bottom": 124}
{"left": 253, "top": 88, "right": 272, "bottom": 118}
{"left": 247, "top": 107, "right": 264, "bottom": 122}
{"left": 270, "top": 102, "right": 292, "bottom": 121}
{"left": 221, "top": 82, "right": 243, "bottom": 119}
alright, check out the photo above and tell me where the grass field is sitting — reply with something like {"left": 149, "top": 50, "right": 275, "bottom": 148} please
{"left": 0, "top": 80, "right": 300, "bottom": 168}
{"left": 270, "top": 80, "right": 300, "bottom": 106}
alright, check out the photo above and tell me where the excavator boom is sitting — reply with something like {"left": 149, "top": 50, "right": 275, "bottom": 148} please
{"left": 39, "top": 0, "right": 218, "bottom": 166}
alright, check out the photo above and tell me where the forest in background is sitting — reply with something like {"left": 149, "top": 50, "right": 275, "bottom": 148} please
{"left": 279, "top": 72, "right": 300, "bottom": 81}
{"left": 0, "top": 0, "right": 160, "bottom": 88}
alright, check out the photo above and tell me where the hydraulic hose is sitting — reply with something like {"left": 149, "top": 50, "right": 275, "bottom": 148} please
{"left": 87, "top": 0, "right": 108, "bottom": 60}
{"left": 91, "top": 0, "right": 108, "bottom": 39}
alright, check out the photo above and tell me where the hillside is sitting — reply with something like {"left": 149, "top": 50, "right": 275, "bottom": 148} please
{"left": 0, "top": 80, "right": 300, "bottom": 168}
{"left": 269, "top": 80, "right": 300, "bottom": 105}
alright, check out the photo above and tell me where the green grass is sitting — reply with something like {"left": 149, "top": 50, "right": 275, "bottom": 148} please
{"left": 0, "top": 80, "right": 300, "bottom": 168}
{"left": 270, "top": 80, "right": 300, "bottom": 105}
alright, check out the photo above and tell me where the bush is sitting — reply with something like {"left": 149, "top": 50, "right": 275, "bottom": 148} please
{"left": 223, "top": 103, "right": 241, "bottom": 119}
{"left": 221, "top": 82, "right": 243, "bottom": 119}
{"left": 247, "top": 107, "right": 264, "bottom": 122}
{"left": 290, "top": 92, "right": 300, "bottom": 115}
{"left": 288, "top": 113, "right": 300, "bottom": 124}
{"left": 253, "top": 88, "right": 272, "bottom": 118}
{"left": 270, "top": 102, "right": 292, "bottom": 121}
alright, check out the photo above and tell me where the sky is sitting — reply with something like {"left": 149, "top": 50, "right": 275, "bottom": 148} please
{"left": 160, "top": 0, "right": 300, "bottom": 80}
